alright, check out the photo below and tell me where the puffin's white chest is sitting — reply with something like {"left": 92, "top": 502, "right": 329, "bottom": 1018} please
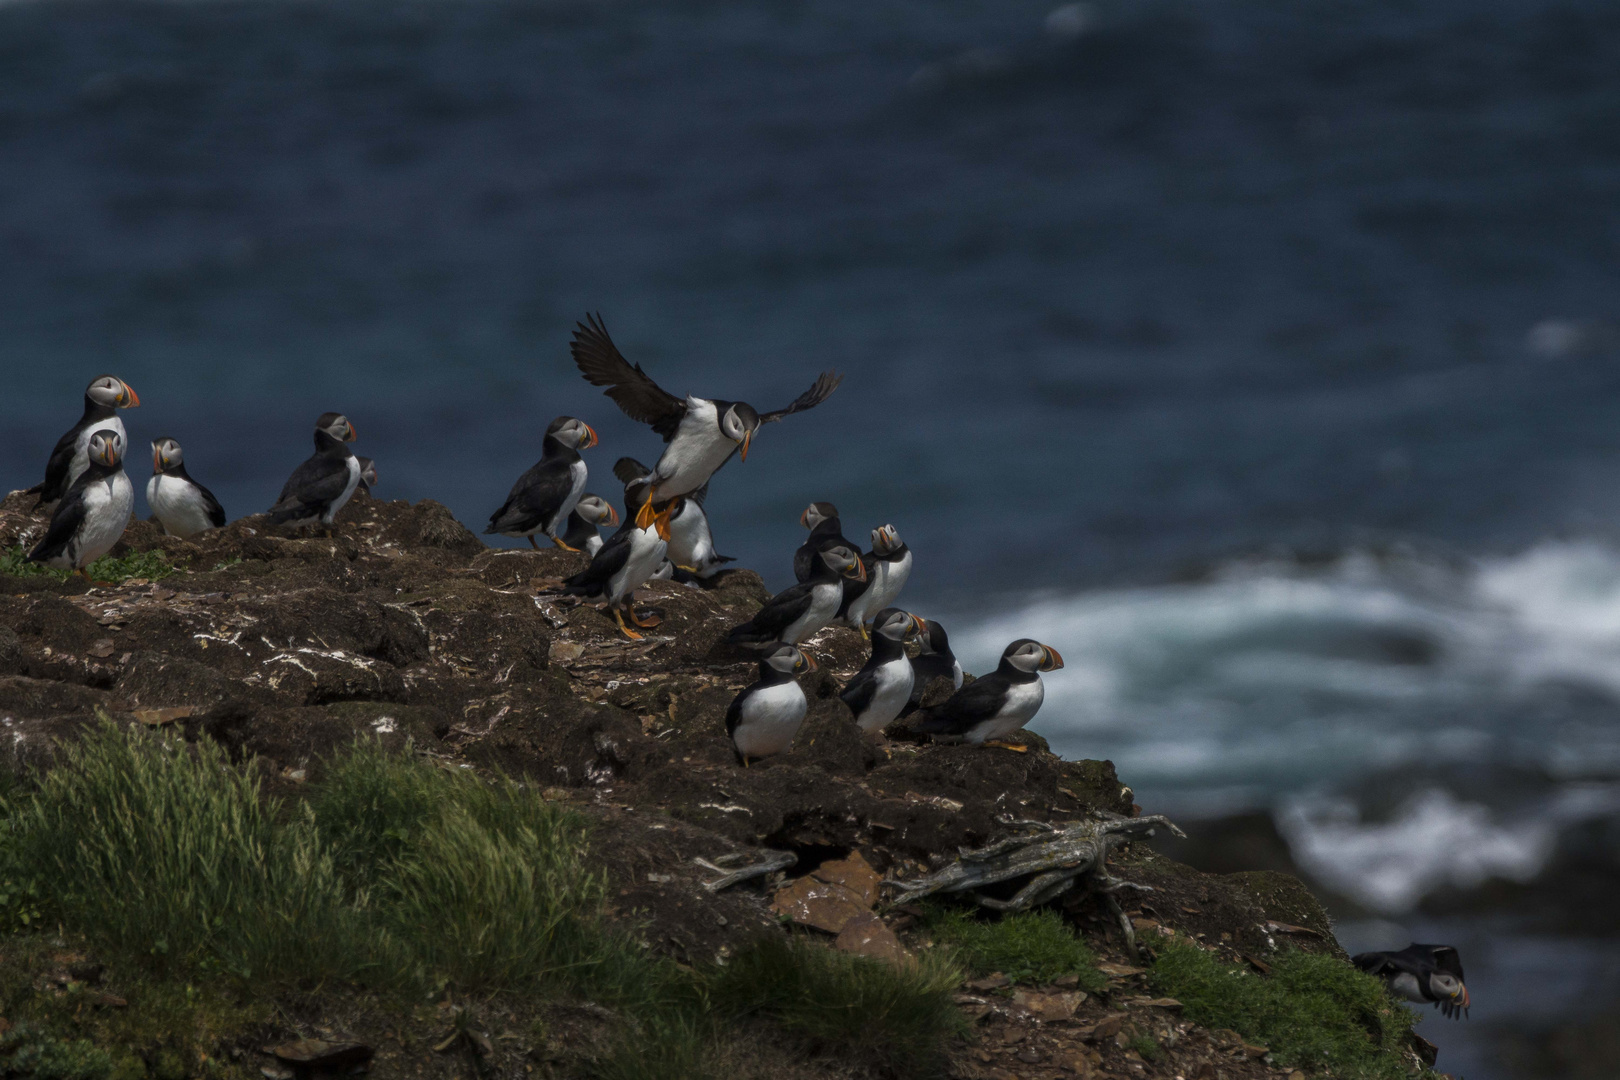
{"left": 1389, "top": 973, "right": 1424, "bottom": 1004}
{"left": 655, "top": 398, "right": 737, "bottom": 498}
{"left": 783, "top": 580, "right": 843, "bottom": 643}
{"left": 611, "top": 525, "right": 668, "bottom": 603}
{"left": 147, "top": 474, "right": 215, "bottom": 538}
{"left": 967, "top": 677, "right": 1045, "bottom": 744}
{"left": 70, "top": 417, "right": 126, "bottom": 487}
{"left": 548, "top": 459, "right": 588, "bottom": 536}
{"left": 855, "top": 657, "right": 915, "bottom": 733}
{"left": 732, "top": 681, "right": 807, "bottom": 759}
{"left": 666, "top": 501, "right": 716, "bottom": 570}
{"left": 71, "top": 472, "right": 134, "bottom": 569}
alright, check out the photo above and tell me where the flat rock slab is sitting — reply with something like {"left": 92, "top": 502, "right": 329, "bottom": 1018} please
{"left": 834, "top": 911, "right": 907, "bottom": 964}
{"left": 809, "top": 850, "right": 881, "bottom": 907}
{"left": 270, "top": 1040, "right": 373, "bottom": 1071}
{"left": 771, "top": 876, "right": 868, "bottom": 933}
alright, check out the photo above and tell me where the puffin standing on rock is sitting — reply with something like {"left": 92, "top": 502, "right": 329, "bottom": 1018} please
{"left": 615, "top": 458, "right": 733, "bottom": 579}
{"left": 27, "top": 430, "right": 134, "bottom": 579}
{"left": 793, "top": 502, "right": 852, "bottom": 583}
{"left": 557, "top": 494, "right": 619, "bottom": 556}
{"left": 914, "top": 639, "right": 1064, "bottom": 750}
{"left": 147, "top": 437, "right": 226, "bottom": 538}
{"left": 727, "top": 642, "right": 816, "bottom": 765}
{"left": 1353, "top": 945, "right": 1471, "bottom": 1019}
{"left": 728, "top": 544, "right": 866, "bottom": 648}
{"left": 840, "top": 608, "right": 925, "bottom": 736}
{"left": 555, "top": 477, "right": 676, "bottom": 640}
{"left": 267, "top": 412, "right": 361, "bottom": 534}
{"left": 841, "top": 524, "right": 912, "bottom": 634}
{"left": 902, "top": 619, "right": 963, "bottom": 716}
{"left": 571, "top": 312, "right": 842, "bottom": 527}
{"left": 485, "top": 416, "right": 598, "bottom": 549}
{"left": 27, "top": 375, "right": 140, "bottom": 509}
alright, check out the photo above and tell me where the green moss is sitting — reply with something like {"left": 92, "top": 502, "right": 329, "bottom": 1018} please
{"left": 924, "top": 905, "right": 1107, "bottom": 991}
{"left": 0, "top": 546, "right": 176, "bottom": 584}
{"left": 1150, "top": 938, "right": 1424, "bottom": 1079}
{"left": 1127, "top": 1032, "right": 1162, "bottom": 1061}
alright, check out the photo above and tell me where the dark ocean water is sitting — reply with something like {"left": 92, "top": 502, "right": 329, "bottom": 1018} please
{"left": 4, "top": 1, "right": 1620, "bottom": 1070}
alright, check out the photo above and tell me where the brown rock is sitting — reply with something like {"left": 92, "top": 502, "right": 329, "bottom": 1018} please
{"left": 1140, "top": 997, "right": 1181, "bottom": 1009}
{"left": 834, "top": 912, "right": 907, "bottom": 964}
{"left": 132, "top": 706, "right": 197, "bottom": 727}
{"left": 269, "top": 1040, "right": 373, "bottom": 1069}
{"left": 1012, "top": 989, "right": 1086, "bottom": 1022}
{"left": 967, "top": 973, "right": 1011, "bottom": 991}
{"left": 1241, "top": 1043, "right": 1269, "bottom": 1058}
{"left": 1096, "top": 962, "right": 1146, "bottom": 978}
{"left": 1084, "top": 1014, "right": 1125, "bottom": 1041}
{"left": 1016, "top": 1046, "right": 1043, "bottom": 1064}
{"left": 810, "top": 850, "right": 882, "bottom": 906}
{"left": 770, "top": 876, "right": 868, "bottom": 933}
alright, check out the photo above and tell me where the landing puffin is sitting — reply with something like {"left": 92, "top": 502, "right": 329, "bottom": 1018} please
{"left": 792, "top": 501, "right": 852, "bottom": 583}
{"left": 841, "top": 524, "right": 912, "bottom": 634}
{"left": 914, "top": 639, "right": 1064, "bottom": 750}
{"left": 571, "top": 313, "right": 841, "bottom": 526}
{"left": 485, "top": 416, "right": 598, "bottom": 549}
{"left": 614, "top": 457, "right": 734, "bottom": 579}
{"left": 556, "top": 478, "right": 676, "bottom": 640}
{"left": 267, "top": 412, "right": 361, "bottom": 534}
{"left": 901, "top": 618, "right": 962, "bottom": 717}
{"left": 727, "top": 544, "right": 866, "bottom": 648}
{"left": 27, "top": 430, "right": 134, "bottom": 579}
{"left": 27, "top": 375, "right": 140, "bottom": 509}
{"left": 1352, "top": 945, "right": 1470, "bottom": 1019}
{"left": 840, "top": 608, "right": 925, "bottom": 736}
{"left": 356, "top": 456, "right": 378, "bottom": 495}
{"left": 146, "top": 437, "right": 226, "bottom": 538}
{"left": 557, "top": 494, "right": 619, "bottom": 556}
{"left": 727, "top": 642, "right": 816, "bottom": 765}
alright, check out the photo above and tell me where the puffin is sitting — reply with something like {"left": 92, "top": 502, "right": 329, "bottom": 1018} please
{"left": 615, "top": 457, "right": 734, "bottom": 579}
{"left": 728, "top": 544, "right": 866, "bottom": 648}
{"left": 27, "top": 430, "right": 134, "bottom": 579}
{"left": 726, "top": 642, "right": 817, "bottom": 765}
{"left": 146, "top": 437, "right": 227, "bottom": 538}
{"left": 842, "top": 524, "right": 913, "bottom": 634}
{"left": 901, "top": 619, "right": 963, "bottom": 717}
{"left": 1352, "top": 945, "right": 1470, "bottom": 1019}
{"left": 485, "top": 416, "right": 598, "bottom": 549}
{"left": 356, "top": 456, "right": 378, "bottom": 495}
{"left": 557, "top": 494, "right": 619, "bottom": 556}
{"left": 267, "top": 412, "right": 361, "bottom": 533}
{"left": 571, "top": 312, "right": 842, "bottom": 527}
{"left": 27, "top": 375, "right": 140, "bottom": 509}
{"left": 556, "top": 478, "right": 676, "bottom": 640}
{"left": 839, "top": 608, "right": 925, "bottom": 736}
{"left": 914, "top": 639, "right": 1064, "bottom": 750}
{"left": 792, "top": 502, "right": 853, "bottom": 583}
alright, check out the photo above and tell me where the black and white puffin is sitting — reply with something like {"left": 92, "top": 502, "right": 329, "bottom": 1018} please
{"left": 792, "top": 502, "right": 853, "bottom": 583}
{"left": 842, "top": 525, "right": 913, "bottom": 633}
{"left": 901, "top": 619, "right": 963, "bottom": 717}
{"left": 267, "top": 412, "right": 361, "bottom": 533}
{"left": 556, "top": 479, "right": 676, "bottom": 640}
{"left": 571, "top": 313, "right": 842, "bottom": 527}
{"left": 727, "top": 642, "right": 816, "bottom": 765}
{"left": 614, "top": 457, "right": 734, "bottom": 579}
{"left": 484, "top": 416, "right": 598, "bottom": 549}
{"left": 27, "top": 430, "right": 134, "bottom": 578}
{"left": 146, "top": 437, "right": 226, "bottom": 538}
{"left": 914, "top": 639, "right": 1064, "bottom": 749}
{"left": 356, "top": 456, "right": 378, "bottom": 496}
{"left": 557, "top": 494, "right": 619, "bottom": 556}
{"left": 840, "top": 608, "right": 925, "bottom": 736}
{"left": 1352, "top": 945, "right": 1470, "bottom": 1019}
{"left": 27, "top": 375, "right": 140, "bottom": 509}
{"left": 728, "top": 544, "right": 866, "bottom": 648}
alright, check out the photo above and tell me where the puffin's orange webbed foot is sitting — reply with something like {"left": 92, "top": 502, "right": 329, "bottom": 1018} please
{"left": 983, "top": 740, "right": 1029, "bottom": 753}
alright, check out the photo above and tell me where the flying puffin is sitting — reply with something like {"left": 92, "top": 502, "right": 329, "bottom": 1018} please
{"left": 356, "top": 456, "right": 378, "bottom": 496}
{"left": 901, "top": 618, "right": 963, "bottom": 717}
{"left": 792, "top": 502, "right": 853, "bottom": 583}
{"left": 484, "top": 416, "right": 598, "bottom": 550}
{"left": 27, "top": 430, "right": 134, "bottom": 579}
{"left": 914, "top": 639, "right": 1064, "bottom": 750}
{"left": 840, "top": 608, "right": 925, "bottom": 736}
{"left": 842, "top": 524, "right": 912, "bottom": 634}
{"left": 557, "top": 494, "right": 619, "bottom": 556}
{"left": 728, "top": 544, "right": 866, "bottom": 648}
{"left": 27, "top": 375, "right": 140, "bottom": 509}
{"left": 556, "top": 478, "right": 676, "bottom": 640}
{"left": 727, "top": 642, "right": 817, "bottom": 765}
{"left": 1352, "top": 945, "right": 1470, "bottom": 1019}
{"left": 571, "top": 313, "right": 842, "bottom": 527}
{"left": 614, "top": 457, "right": 734, "bottom": 579}
{"left": 146, "top": 437, "right": 226, "bottom": 538}
{"left": 267, "top": 412, "right": 361, "bottom": 533}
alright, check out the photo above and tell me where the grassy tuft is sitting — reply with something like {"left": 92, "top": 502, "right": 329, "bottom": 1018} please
{"left": 0, "top": 545, "right": 176, "bottom": 584}
{"left": 924, "top": 905, "right": 1107, "bottom": 990}
{"left": 1151, "top": 938, "right": 1422, "bottom": 1080}
{"left": 710, "top": 935, "right": 966, "bottom": 1080}
{"left": 1127, "top": 1031, "right": 1162, "bottom": 1061}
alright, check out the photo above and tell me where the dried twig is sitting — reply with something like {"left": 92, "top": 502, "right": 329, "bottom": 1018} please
{"left": 695, "top": 849, "right": 797, "bottom": 893}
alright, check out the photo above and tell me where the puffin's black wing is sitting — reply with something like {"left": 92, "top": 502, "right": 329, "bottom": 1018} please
{"left": 28, "top": 484, "right": 91, "bottom": 564}
{"left": 792, "top": 542, "right": 817, "bottom": 584}
{"left": 31, "top": 429, "right": 80, "bottom": 505}
{"left": 729, "top": 583, "right": 816, "bottom": 644}
{"left": 560, "top": 530, "right": 632, "bottom": 598}
{"left": 1396, "top": 944, "right": 1464, "bottom": 982}
{"left": 1428, "top": 945, "right": 1465, "bottom": 982}
{"left": 1351, "top": 951, "right": 1397, "bottom": 977}
{"left": 724, "top": 687, "right": 748, "bottom": 738}
{"left": 613, "top": 457, "right": 651, "bottom": 485}
{"left": 487, "top": 457, "right": 573, "bottom": 534}
{"left": 690, "top": 482, "right": 711, "bottom": 508}
{"left": 837, "top": 552, "right": 878, "bottom": 617}
{"left": 839, "top": 663, "right": 881, "bottom": 717}
{"left": 193, "top": 479, "right": 228, "bottom": 529}
{"left": 757, "top": 371, "right": 843, "bottom": 423}
{"left": 914, "top": 673, "right": 1009, "bottom": 735}
{"left": 270, "top": 454, "right": 351, "bottom": 518}
{"left": 571, "top": 314, "right": 687, "bottom": 441}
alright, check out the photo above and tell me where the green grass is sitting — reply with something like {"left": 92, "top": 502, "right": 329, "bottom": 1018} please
{"left": 924, "top": 905, "right": 1107, "bottom": 990}
{"left": 0, "top": 545, "right": 176, "bottom": 584}
{"left": 1150, "top": 938, "right": 1424, "bottom": 1079}
{"left": 1127, "top": 1032, "right": 1163, "bottom": 1061}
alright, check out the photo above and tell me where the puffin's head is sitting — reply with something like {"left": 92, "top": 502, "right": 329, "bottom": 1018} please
{"left": 357, "top": 456, "right": 378, "bottom": 490}
{"left": 1004, "top": 639, "right": 1064, "bottom": 674}
{"left": 763, "top": 641, "right": 816, "bottom": 676}
{"left": 800, "top": 501, "right": 838, "bottom": 530}
{"left": 873, "top": 608, "right": 924, "bottom": 642}
{"left": 1431, "top": 972, "right": 1469, "bottom": 1018}
{"left": 316, "top": 412, "right": 358, "bottom": 442}
{"left": 150, "top": 437, "right": 183, "bottom": 474}
{"left": 87, "top": 375, "right": 139, "bottom": 410}
{"left": 88, "top": 430, "right": 124, "bottom": 468}
{"left": 548, "top": 415, "right": 598, "bottom": 451}
{"left": 720, "top": 402, "right": 762, "bottom": 461}
{"left": 871, "top": 524, "right": 903, "bottom": 555}
{"left": 575, "top": 494, "right": 618, "bottom": 528}
{"left": 821, "top": 544, "right": 867, "bottom": 583}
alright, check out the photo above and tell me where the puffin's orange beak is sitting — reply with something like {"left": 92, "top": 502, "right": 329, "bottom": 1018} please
{"left": 849, "top": 558, "right": 867, "bottom": 583}
{"left": 121, "top": 383, "right": 140, "bottom": 408}
{"left": 799, "top": 507, "right": 810, "bottom": 528}
{"left": 911, "top": 615, "right": 928, "bottom": 637}
{"left": 345, "top": 421, "right": 358, "bottom": 441}
{"left": 800, "top": 652, "right": 818, "bottom": 672}
{"left": 151, "top": 447, "right": 162, "bottom": 472}
{"left": 583, "top": 424, "right": 599, "bottom": 449}
{"left": 603, "top": 504, "right": 620, "bottom": 527}
{"left": 1460, "top": 986, "right": 1471, "bottom": 1010}
{"left": 1040, "top": 646, "right": 1065, "bottom": 671}
{"left": 739, "top": 429, "right": 752, "bottom": 463}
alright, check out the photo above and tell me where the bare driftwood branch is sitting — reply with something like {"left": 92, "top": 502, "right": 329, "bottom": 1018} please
{"left": 695, "top": 849, "right": 797, "bottom": 893}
